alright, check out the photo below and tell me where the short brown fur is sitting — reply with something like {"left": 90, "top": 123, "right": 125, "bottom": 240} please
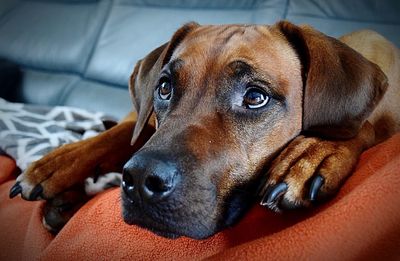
{"left": 13, "top": 21, "right": 400, "bottom": 238}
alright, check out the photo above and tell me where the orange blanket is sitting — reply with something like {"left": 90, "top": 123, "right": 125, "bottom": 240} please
{"left": 1, "top": 134, "right": 400, "bottom": 260}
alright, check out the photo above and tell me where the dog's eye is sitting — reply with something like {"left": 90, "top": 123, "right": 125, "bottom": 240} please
{"left": 243, "top": 87, "right": 269, "bottom": 109}
{"left": 158, "top": 77, "right": 172, "bottom": 100}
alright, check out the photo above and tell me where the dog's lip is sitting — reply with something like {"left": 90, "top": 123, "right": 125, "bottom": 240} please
{"left": 123, "top": 212, "right": 182, "bottom": 239}
{"left": 121, "top": 191, "right": 183, "bottom": 238}
{"left": 132, "top": 219, "right": 181, "bottom": 239}
{"left": 123, "top": 192, "right": 134, "bottom": 204}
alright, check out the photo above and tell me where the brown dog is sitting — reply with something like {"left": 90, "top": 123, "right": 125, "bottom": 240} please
{"left": 10, "top": 21, "right": 400, "bottom": 239}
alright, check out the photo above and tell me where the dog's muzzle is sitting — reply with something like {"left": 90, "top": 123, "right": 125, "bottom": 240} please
{"left": 120, "top": 144, "right": 253, "bottom": 239}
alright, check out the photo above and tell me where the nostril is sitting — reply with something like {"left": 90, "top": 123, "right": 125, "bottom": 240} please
{"left": 122, "top": 169, "right": 135, "bottom": 201}
{"left": 122, "top": 170, "right": 134, "bottom": 187}
{"left": 144, "top": 175, "right": 172, "bottom": 194}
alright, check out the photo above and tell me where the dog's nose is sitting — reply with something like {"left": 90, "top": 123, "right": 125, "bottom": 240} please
{"left": 122, "top": 154, "right": 179, "bottom": 203}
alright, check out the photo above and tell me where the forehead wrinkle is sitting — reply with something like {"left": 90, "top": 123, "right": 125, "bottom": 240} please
{"left": 225, "top": 59, "right": 287, "bottom": 99}
{"left": 170, "top": 24, "right": 297, "bottom": 99}
{"left": 163, "top": 58, "right": 184, "bottom": 74}
{"left": 175, "top": 25, "right": 260, "bottom": 62}
{"left": 224, "top": 29, "right": 294, "bottom": 96}
{"left": 165, "top": 49, "right": 218, "bottom": 117}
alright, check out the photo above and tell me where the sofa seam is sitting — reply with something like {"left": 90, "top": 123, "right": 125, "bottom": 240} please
{"left": 283, "top": 0, "right": 290, "bottom": 19}
{"left": 0, "top": 1, "right": 23, "bottom": 26}
{"left": 116, "top": 2, "right": 259, "bottom": 11}
{"left": 286, "top": 13, "right": 400, "bottom": 26}
{"left": 16, "top": 60, "right": 129, "bottom": 90}
{"left": 21, "top": 64, "right": 126, "bottom": 87}
{"left": 81, "top": 0, "right": 114, "bottom": 78}
{"left": 55, "top": 77, "right": 80, "bottom": 105}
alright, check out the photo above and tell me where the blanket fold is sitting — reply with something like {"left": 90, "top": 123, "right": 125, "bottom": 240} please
{"left": 1, "top": 134, "right": 399, "bottom": 260}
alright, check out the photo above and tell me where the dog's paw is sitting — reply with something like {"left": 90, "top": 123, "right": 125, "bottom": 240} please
{"left": 9, "top": 139, "right": 109, "bottom": 201}
{"left": 259, "top": 126, "right": 374, "bottom": 212}
{"left": 42, "top": 186, "right": 89, "bottom": 234}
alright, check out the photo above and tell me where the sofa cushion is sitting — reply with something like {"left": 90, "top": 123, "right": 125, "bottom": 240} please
{"left": 286, "top": 0, "right": 400, "bottom": 44}
{"left": 61, "top": 80, "right": 132, "bottom": 119}
{"left": 117, "top": 0, "right": 265, "bottom": 9}
{"left": 289, "top": 0, "right": 400, "bottom": 23}
{"left": 85, "top": 0, "right": 286, "bottom": 86}
{"left": 0, "top": 0, "right": 19, "bottom": 17}
{"left": 287, "top": 16, "right": 400, "bottom": 45}
{"left": 0, "top": 0, "right": 110, "bottom": 73}
{"left": 15, "top": 69, "right": 79, "bottom": 106}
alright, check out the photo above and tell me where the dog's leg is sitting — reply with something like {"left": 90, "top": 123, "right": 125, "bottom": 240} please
{"left": 41, "top": 173, "right": 122, "bottom": 233}
{"left": 41, "top": 184, "right": 89, "bottom": 234}
{"left": 9, "top": 120, "right": 153, "bottom": 201}
{"left": 260, "top": 121, "right": 376, "bottom": 211}
{"left": 9, "top": 118, "right": 153, "bottom": 233}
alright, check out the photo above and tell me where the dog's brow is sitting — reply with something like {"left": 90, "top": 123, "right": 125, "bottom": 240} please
{"left": 229, "top": 60, "right": 267, "bottom": 82}
{"left": 166, "top": 59, "right": 184, "bottom": 74}
{"left": 228, "top": 60, "right": 253, "bottom": 76}
{"left": 229, "top": 60, "right": 286, "bottom": 101}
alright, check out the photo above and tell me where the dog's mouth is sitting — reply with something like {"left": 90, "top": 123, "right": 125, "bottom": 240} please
{"left": 120, "top": 187, "right": 225, "bottom": 239}
{"left": 120, "top": 190, "right": 188, "bottom": 239}
{"left": 120, "top": 176, "right": 261, "bottom": 240}
{"left": 124, "top": 215, "right": 181, "bottom": 239}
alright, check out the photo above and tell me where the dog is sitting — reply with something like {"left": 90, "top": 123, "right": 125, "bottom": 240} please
{"left": 9, "top": 21, "right": 400, "bottom": 239}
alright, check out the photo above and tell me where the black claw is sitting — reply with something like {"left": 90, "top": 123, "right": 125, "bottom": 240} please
{"left": 102, "top": 119, "right": 118, "bottom": 130}
{"left": 309, "top": 175, "right": 325, "bottom": 202}
{"left": 9, "top": 182, "right": 22, "bottom": 198}
{"left": 29, "top": 184, "right": 43, "bottom": 201}
{"left": 260, "top": 183, "right": 288, "bottom": 207}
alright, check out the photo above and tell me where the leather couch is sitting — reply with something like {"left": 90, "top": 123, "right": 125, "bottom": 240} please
{"left": 0, "top": 0, "right": 399, "bottom": 119}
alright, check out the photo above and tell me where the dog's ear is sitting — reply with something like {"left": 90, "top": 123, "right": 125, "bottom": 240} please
{"left": 129, "top": 22, "right": 199, "bottom": 145}
{"left": 129, "top": 44, "right": 165, "bottom": 145}
{"left": 276, "top": 21, "right": 388, "bottom": 139}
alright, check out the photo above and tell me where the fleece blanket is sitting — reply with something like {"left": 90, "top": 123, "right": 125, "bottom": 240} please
{"left": 0, "top": 131, "right": 399, "bottom": 259}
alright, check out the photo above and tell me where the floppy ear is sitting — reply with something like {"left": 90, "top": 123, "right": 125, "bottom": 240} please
{"left": 129, "top": 22, "right": 199, "bottom": 145}
{"left": 276, "top": 21, "right": 388, "bottom": 139}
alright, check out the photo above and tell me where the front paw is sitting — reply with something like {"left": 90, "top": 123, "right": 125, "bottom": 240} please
{"left": 42, "top": 186, "right": 89, "bottom": 234}
{"left": 9, "top": 140, "right": 103, "bottom": 200}
{"left": 260, "top": 132, "right": 370, "bottom": 212}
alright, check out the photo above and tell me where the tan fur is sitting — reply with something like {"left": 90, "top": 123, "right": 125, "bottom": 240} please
{"left": 340, "top": 30, "right": 400, "bottom": 140}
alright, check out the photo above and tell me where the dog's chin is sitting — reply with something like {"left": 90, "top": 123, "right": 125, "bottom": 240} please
{"left": 121, "top": 209, "right": 216, "bottom": 240}
{"left": 121, "top": 194, "right": 218, "bottom": 240}
{"left": 120, "top": 183, "right": 258, "bottom": 240}
{"left": 123, "top": 216, "right": 181, "bottom": 239}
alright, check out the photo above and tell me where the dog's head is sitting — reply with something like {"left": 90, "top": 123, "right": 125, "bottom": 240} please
{"left": 121, "top": 21, "right": 387, "bottom": 239}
